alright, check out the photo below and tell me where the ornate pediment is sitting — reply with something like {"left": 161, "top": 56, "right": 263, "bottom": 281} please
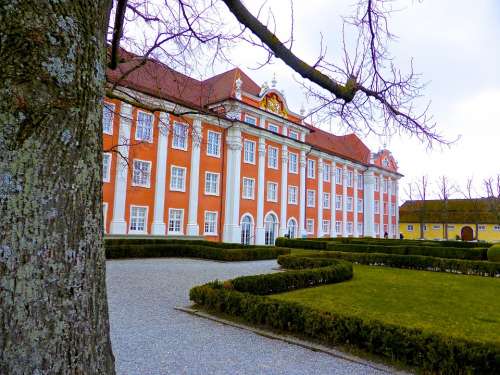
{"left": 259, "top": 92, "right": 288, "bottom": 118}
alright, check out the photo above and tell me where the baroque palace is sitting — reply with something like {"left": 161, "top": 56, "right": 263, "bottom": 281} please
{"left": 102, "top": 54, "right": 402, "bottom": 245}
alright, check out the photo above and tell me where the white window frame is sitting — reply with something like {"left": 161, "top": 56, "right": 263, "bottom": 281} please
{"left": 357, "top": 198, "right": 363, "bottom": 213}
{"left": 288, "top": 130, "right": 299, "bottom": 140}
{"left": 288, "top": 152, "right": 298, "bottom": 174}
{"left": 323, "top": 164, "right": 331, "bottom": 182}
{"left": 103, "top": 152, "right": 112, "bottom": 183}
{"left": 407, "top": 224, "right": 414, "bottom": 231}
{"left": 129, "top": 205, "right": 148, "bottom": 234}
{"left": 335, "top": 221, "right": 342, "bottom": 235}
{"left": 132, "top": 159, "right": 152, "bottom": 188}
{"left": 322, "top": 220, "right": 330, "bottom": 235}
{"left": 307, "top": 189, "right": 315, "bottom": 208}
{"left": 242, "top": 177, "right": 255, "bottom": 200}
{"left": 357, "top": 174, "right": 363, "bottom": 188}
{"left": 432, "top": 224, "right": 441, "bottom": 230}
{"left": 347, "top": 171, "right": 353, "bottom": 187}
{"left": 347, "top": 222, "right": 354, "bottom": 235}
{"left": 204, "top": 172, "right": 220, "bottom": 196}
{"left": 306, "top": 219, "right": 315, "bottom": 234}
{"left": 375, "top": 176, "right": 380, "bottom": 192}
{"left": 493, "top": 225, "right": 500, "bottom": 232}
{"left": 335, "top": 168, "right": 342, "bottom": 185}
{"left": 206, "top": 130, "right": 221, "bottom": 157}
{"left": 135, "top": 110, "right": 154, "bottom": 143}
{"left": 335, "top": 195, "right": 342, "bottom": 210}
{"left": 244, "top": 114, "right": 257, "bottom": 125}
{"left": 347, "top": 197, "right": 353, "bottom": 212}
{"left": 375, "top": 200, "right": 380, "bottom": 214}
{"left": 170, "top": 165, "right": 186, "bottom": 192}
{"left": 243, "top": 140, "right": 256, "bottom": 164}
{"left": 204, "top": 211, "right": 218, "bottom": 235}
{"left": 357, "top": 222, "right": 363, "bottom": 236}
{"left": 168, "top": 208, "right": 184, "bottom": 234}
{"left": 267, "top": 181, "right": 278, "bottom": 202}
{"left": 323, "top": 192, "right": 330, "bottom": 209}
{"left": 307, "top": 159, "right": 316, "bottom": 179}
{"left": 102, "top": 102, "right": 115, "bottom": 135}
{"left": 383, "top": 179, "right": 388, "bottom": 193}
{"left": 172, "top": 121, "right": 188, "bottom": 151}
{"left": 478, "top": 225, "right": 486, "bottom": 231}
{"left": 447, "top": 224, "right": 455, "bottom": 230}
{"left": 288, "top": 185, "right": 298, "bottom": 205}
{"left": 375, "top": 223, "right": 380, "bottom": 235}
{"left": 268, "top": 146, "right": 279, "bottom": 169}
{"left": 268, "top": 123, "right": 279, "bottom": 134}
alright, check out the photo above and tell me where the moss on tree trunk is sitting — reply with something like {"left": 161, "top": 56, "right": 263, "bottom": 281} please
{"left": 0, "top": 1, "right": 115, "bottom": 373}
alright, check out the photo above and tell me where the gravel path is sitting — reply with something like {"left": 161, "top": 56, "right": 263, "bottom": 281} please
{"left": 106, "top": 258, "right": 392, "bottom": 375}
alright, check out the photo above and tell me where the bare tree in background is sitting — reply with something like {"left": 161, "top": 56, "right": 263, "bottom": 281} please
{"left": 1, "top": 0, "right": 442, "bottom": 373}
{"left": 459, "top": 177, "right": 482, "bottom": 240}
{"left": 435, "top": 175, "right": 456, "bottom": 240}
{"left": 484, "top": 174, "right": 500, "bottom": 227}
{"left": 414, "top": 176, "right": 429, "bottom": 239}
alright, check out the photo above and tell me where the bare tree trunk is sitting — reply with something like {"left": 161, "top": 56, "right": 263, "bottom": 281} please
{"left": 0, "top": 1, "right": 115, "bottom": 374}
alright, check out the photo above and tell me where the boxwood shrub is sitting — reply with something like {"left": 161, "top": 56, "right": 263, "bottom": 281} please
{"left": 190, "top": 260, "right": 500, "bottom": 374}
{"left": 275, "top": 237, "right": 329, "bottom": 250}
{"left": 105, "top": 237, "right": 254, "bottom": 249}
{"left": 488, "top": 244, "right": 500, "bottom": 262}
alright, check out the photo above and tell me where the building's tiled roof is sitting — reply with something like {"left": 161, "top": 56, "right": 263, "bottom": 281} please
{"left": 399, "top": 198, "right": 500, "bottom": 224}
{"left": 106, "top": 49, "right": 394, "bottom": 168}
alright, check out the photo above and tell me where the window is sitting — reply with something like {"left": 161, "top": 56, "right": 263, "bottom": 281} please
{"left": 288, "top": 186, "right": 298, "bottom": 205}
{"left": 102, "top": 202, "right": 108, "bottom": 233}
{"left": 375, "top": 200, "right": 380, "bottom": 214}
{"left": 130, "top": 206, "right": 147, "bottom": 233}
{"left": 103, "top": 153, "right": 111, "bottom": 182}
{"left": 268, "top": 146, "right": 279, "bottom": 169}
{"left": 265, "top": 213, "right": 278, "bottom": 245}
{"left": 307, "top": 159, "right": 316, "bottom": 179}
{"left": 288, "top": 152, "right": 298, "bottom": 173}
{"left": 287, "top": 218, "right": 298, "bottom": 238}
{"left": 392, "top": 225, "right": 396, "bottom": 236}
{"left": 205, "top": 172, "right": 219, "bottom": 195}
{"left": 168, "top": 209, "right": 183, "bottom": 234}
{"left": 172, "top": 122, "right": 188, "bottom": 150}
{"left": 383, "top": 179, "right": 388, "bottom": 193}
{"left": 207, "top": 131, "right": 221, "bottom": 157}
{"left": 170, "top": 166, "right": 186, "bottom": 191}
{"left": 241, "top": 215, "right": 253, "bottom": 245}
{"left": 288, "top": 130, "right": 299, "bottom": 140}
{"left": 390, "top": 203, "right": 396, "bottom": 216}
{"left": 335, "top": 195, "right": 342, "bottom": 210}
{"left": 102, "top": 102, "right": 114, "bottom": 134}
{"left": 335, "top": 221, "right": 342, "bottom": 235}
{"left": 447, "top": 224, "right": 455, "bottom": 230}
{"left": 306, "top": 219, "right": 314, "bottom": 234}
{"left": 307, "top": 190, "right": 315, "bottom": 207}
{"left": 347, "top": 171, "right": 353, "bottom": 187}
{"left": 479, "top": 225, "right": 486, "bottom": 231}
{"left": 268, "top": 123, "right": 279, "bottom": 133}
{"left": 335, "top": 168, "right": 342, "bottom": 185}
{"left": 374, "top": 176, "right": 380, "bottom": 192}
{"left": 242, "top": 178, "right": 255, "bottom": 199}
{"left": 244, "top": 114, "right": 257, "bottom": 125}
{"left": 424, "top": 224, "right": 428, "bottom": 231}
{"left": 407, "top": 224, "right": 414, "bottom": 231}
{"left": 357, "top": 174, "right": 363, "bottom": 188}
{"left": 204, "top": 211, "right": 217, "bottom": 235}
{"left": 493, "top": 225, "right": 500, "bottom": 232}
{"left": 132, "top": 160, "right": 151, "bottom": 188}
{"left": 136, "top": 111, "right": 153, "bottom": 142}
{"left": 347, "top": 197, "right": 353, "bottom": 212}
{"left": 267, "top": 182, "right": 278, "bottom": 202}
{"left": 323, "top": 192, "right": 330, "bottom": 209}
{"left": 432, "top": 224, "right": 441, "bottom": 230}
{"left": 357, "top": 223, "right": 363, "bottom": 236}
{"left": 375, "top": 223, "right": 380, "bottom": 235}
{"left": 243, "top": 140, "right": 256, "bottom": 164}
{"left": 384, "top": 224, "right": 388, "bottom": 233}
{"left": 347, "top": 222, "right": 353, "bottom": 235}
{"left": 323, "top": 164, "right": 331, "bottom": 182}
{"left": 322, "top": 220, "right": 330, "bottom": 235}
{"left": 357, "top": 199, "right": 363, "bottom": 213}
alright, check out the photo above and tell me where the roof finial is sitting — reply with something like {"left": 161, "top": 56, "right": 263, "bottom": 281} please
{"left": 271, "top": 73, "right": 277, "bottom": 88}
{"left": 300, "top": 103, "right": 305, "bottom": 116}
{"left": 234, "top": 74, "right": 243, "bottom": 100}
{"left": 260, "top": 81, "right": 269, "bottom": 96}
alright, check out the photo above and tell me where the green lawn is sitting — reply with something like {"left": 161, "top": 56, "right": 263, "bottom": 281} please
{"left": 271, "top": 264, "right": 500, "bottom": 345}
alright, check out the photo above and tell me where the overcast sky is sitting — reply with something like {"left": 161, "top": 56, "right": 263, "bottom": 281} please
{"left": 209, "top": 0, "right": 500, "bottom": 201}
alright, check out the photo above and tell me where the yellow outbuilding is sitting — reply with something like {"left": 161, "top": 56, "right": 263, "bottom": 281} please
{"left": 399, "top": 198, "right": 500, "bottom": 242}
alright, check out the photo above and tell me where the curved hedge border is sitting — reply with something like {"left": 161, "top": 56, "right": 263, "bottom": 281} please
{"left": 278, "top": 252, "right": 500, "bottom": 278}
{"left": 190, "top": 256, "right": 500, "bottom": 374}
{"left": 319, "top": 237, "right": 492, "bottom": 248}
{"left": 105, "top": 242, "right": 290, "bottom": 261}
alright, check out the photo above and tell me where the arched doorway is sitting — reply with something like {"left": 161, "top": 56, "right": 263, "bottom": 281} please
{"left": 287, "top": 218, "right": 298, "bottom": 239}
{"left": 240, "top": 214, "right": 254, "bottom": 245}
{"left": 264, "top": 213, "right": 278, "bottom": 245}
{"left": 461, "top": 226, "right": 474, "bottom": 241}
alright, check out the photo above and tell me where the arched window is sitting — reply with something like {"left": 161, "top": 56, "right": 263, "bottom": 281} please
{"left": 287, "top": 218, "right": 298, "bottom": 239}
{"left": 240, "top": 214, "right": 254, "bottom": 245}
{"left": 264, "top": 213, "right": 278, "bottom": 245}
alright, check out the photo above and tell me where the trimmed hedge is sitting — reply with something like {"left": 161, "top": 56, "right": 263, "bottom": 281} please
{"left": 190, "top": 259, "right": 500, "bottom": 374}
{"left": 278, "top": 252, "right": 500, "bottom": 278}
{"left": 326, "top": 243, "right": 487, "bottom": 260}
{"left": 106, "top": 243, "right": 290, "bottom": 261}
{"left": 325, "top": 237, "right": 492, "bottom": 248}
{"left": 105, "top": 237, "right": 256, "bottom": 249}
{"left": 488, "top": 245, "right": 500, "bottom": 262}
{"left": 275, "top": 238, "right": 329, "bottom": 250}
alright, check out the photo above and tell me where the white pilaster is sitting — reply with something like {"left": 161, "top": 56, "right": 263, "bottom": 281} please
{"left": 299, "top": 150, "right": 307, "bottom": 237}
{"left": 223, "top": 125, "right": 242, "bottom": 243}
{"left": 186, "top": 117, "right": 202, "bottom": 236}
{"left": 353, "top": 169, "right": 358, "bottom": 237}
{"left": 279, "top": 145, "right": 288, "bottom": 236}
{"left": 363, "top": 169, "right": 375, "bottom": 237}
{"left": 380, "top": 175, "right": 385, "bottom": 237}
{"left": 387, "top": 177, "right": 392, "bottom": 238}
{"left": 110, "top": 102, "right": 132, "bottom": 234}
{"left": 152, "top": 112, "right": 170, "bottom": 235}
{"left": 255, "top": 138, "right": 266, "bottom": 245}
{"left": 317, "top": 158, "right": 324, "bottom": 237}
{"left": 342, "top": 165, "right": 348, "bottom": 236}
{"left": 330, "top": 160, "right": 336, "bottom": 237}
{"left": 395, "top": 179, "right": 400, "bottom": 238}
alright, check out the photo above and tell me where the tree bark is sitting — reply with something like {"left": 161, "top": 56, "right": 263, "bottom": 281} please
{"left": 0, "top": 1, "right": 115, "bottom": 374}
